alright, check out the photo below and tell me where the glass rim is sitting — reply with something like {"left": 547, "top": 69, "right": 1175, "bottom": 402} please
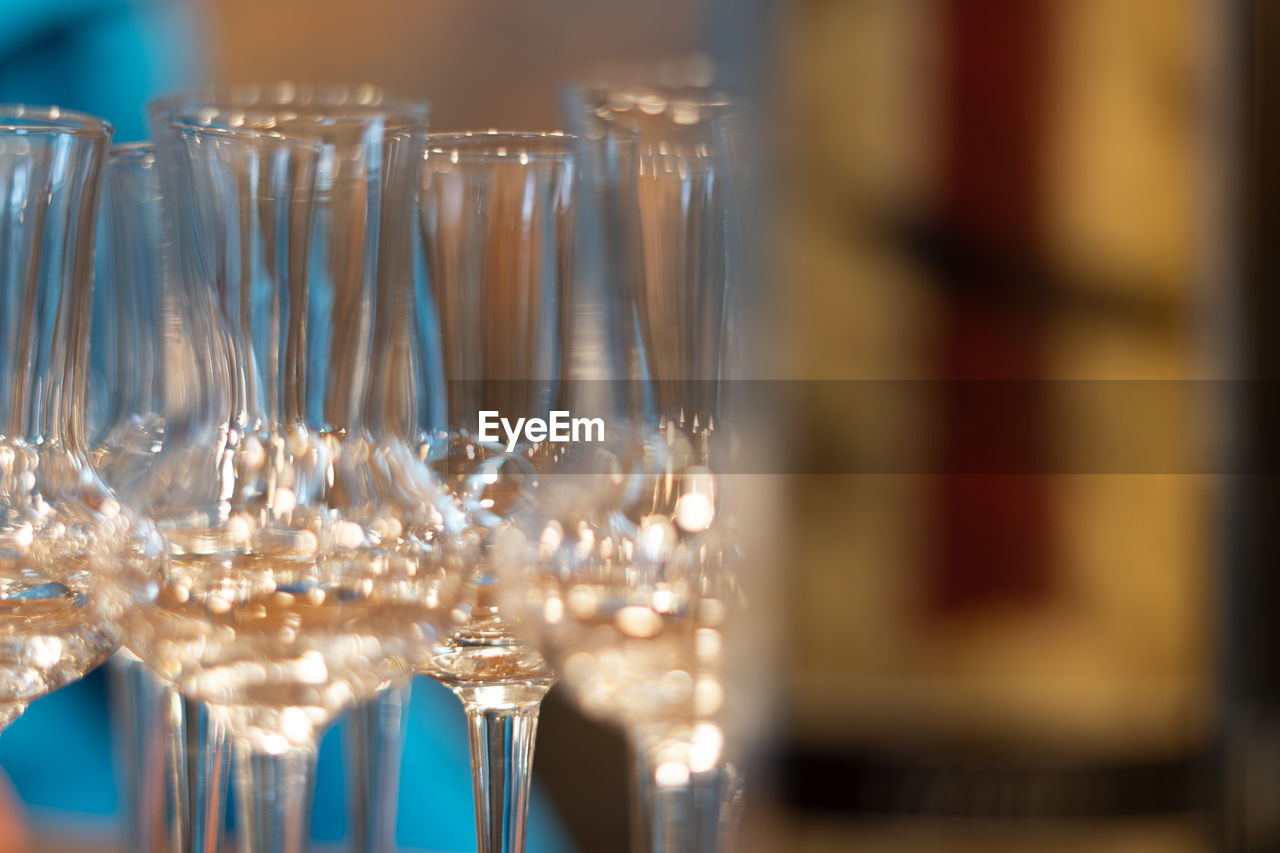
{"left": 572, "top": 83, "right": 735, "bottom": 113}
{"left": 110, "top": 141, "right": 154, "bottom": 159}
{"left": 566, "top": 53, "right": 739, "bottom": 111}
{"left": 0, "top": 104, "right": 113, "bottom": 139}
{"left": 424, "top": 130, "right": 575, "bottom": 161}
{"left": 148, "top": 82, "right": 429, "bottom": 135}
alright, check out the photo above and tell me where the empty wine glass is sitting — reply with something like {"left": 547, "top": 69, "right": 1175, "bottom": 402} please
{"left": 102, "top": 85, "right": 463, "bottom": 853}
{"left": 93, "top": 142, "right": 230, "bottom": 853}
{"left": 0, "top": 104, "right": 122, "bottom": 733}
{"left": 497, "top": 74, "right": 749, "bottom": 852}
{"left": 363, "top": 130, "right": 577, "bottom": 853}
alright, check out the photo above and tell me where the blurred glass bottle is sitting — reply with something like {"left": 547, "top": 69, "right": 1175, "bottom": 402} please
{"left": 774, "top": 2, "right": 1219, "bottom": 850}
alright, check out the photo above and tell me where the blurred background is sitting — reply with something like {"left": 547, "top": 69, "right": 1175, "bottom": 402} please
{"left": 0, "top": 0, "right": 1271, "bottom": 851}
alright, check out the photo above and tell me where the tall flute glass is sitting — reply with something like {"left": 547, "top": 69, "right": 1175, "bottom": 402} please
{"left": 0, "top": 104, "right": 120, "bottom": 733}
{"left": 595, "top": 77, "right": 747, "bottom": 853}
{"left": 373, "top": 131, "right": 576, "bottom": 853}
{"left": 103, "top": 85, "right": 462, "bottom": 853}
{"left": 584, "top": 78, "right": 746, "bottom": 853}
{"left": 499, "top": 79, "right": 747, "bottom": 852}
{"left": 93, "top": 142, "right": 230, "bottom": 853}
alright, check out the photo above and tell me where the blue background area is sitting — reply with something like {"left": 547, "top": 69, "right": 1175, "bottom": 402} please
{"left": 0, "top": 672, "right": 574, "bottom": 851}
{"left": 0, "top": 0, "right": 204, "bottom": 142}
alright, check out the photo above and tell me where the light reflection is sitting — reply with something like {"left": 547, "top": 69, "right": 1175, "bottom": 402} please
{"left": 616, "top": 605, "right": 662, "bottom": 638}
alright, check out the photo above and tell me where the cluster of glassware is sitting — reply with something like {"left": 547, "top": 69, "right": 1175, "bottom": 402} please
{"left": 0, "top": 58, "right": 748, "bottom": 853}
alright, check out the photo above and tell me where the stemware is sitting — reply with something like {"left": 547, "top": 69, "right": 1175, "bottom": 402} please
{"left": 93, "top": 142, "right": 230, "bottom": 853}
{"left": 103, "top": 85, "right": 462, "bottom": 853}
{"left": 497, "top": 75, "right": 749, "bottom": 852}
{"left": 0, "top": 104, "right": 120, "bottom": 733}
{"left": 365, "top": 130, "right": 577, "bottom": 853}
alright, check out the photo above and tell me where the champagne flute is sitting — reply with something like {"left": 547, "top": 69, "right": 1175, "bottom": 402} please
{"left": 498, "top": 74, "right": 749, "bottom": 852}
{"left": 104, "top": 85, "right": 463, "bottom": 853}
{"left": 93, "top": 142, "right": 230, "bottom": 853}
{"left": 0, "top": 104, "right": 121, "bottom": 734}
{"left": 367, "top": 130, "right": 577, "bottom": 853}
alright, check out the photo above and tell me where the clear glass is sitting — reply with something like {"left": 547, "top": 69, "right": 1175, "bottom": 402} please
{"left": 370, "top": 130, "right": 576, "bottom": 853}
{"left": 108, "top": 652, "right": 230, "bottom": 853}
{"left": 345, "top": 683, "right": 409, "bottom": 853}
{"left": 93, "top": 143, "right": 166, "bottom": 501}
{"left": 94, "top": 143, "right": 230, "bottom": 853}
{"left": 103, "top": 85, "right": 462, "bottom": 853}
{"left": 497, "top": 79, "right": 748, "bottom": 851}
{"left": 0, "top": 104, "right": 120, "bottom": 732}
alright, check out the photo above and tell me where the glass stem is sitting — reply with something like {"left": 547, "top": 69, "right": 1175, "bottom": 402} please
{"left": 346, "top": 683, "right": 411, "bottom": 853}
{"left": 628, "top": 731, "right": 691, "bottom": 853}
{"left": 453, "top": 683, "right": 549, "bottom": 853}
{"left": 234, "top": 740, "right": 319, "bottom": 853}
{"left": 629, "top": 735, "right": 652, "bottom": 853}
{"left": 111, "top": 654, "right": 230, "bottom": 853}
{"left": 175, "top": 692, "right": 230, "bottom": 853}
{"left": 708, "top": 761, "right": 745, "bottom": 851}
{"left": 109, "top": 653, "right": 164, "bottom": 853}
{"left": 628, "top": 729, "right": 741, "bottom": 853}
